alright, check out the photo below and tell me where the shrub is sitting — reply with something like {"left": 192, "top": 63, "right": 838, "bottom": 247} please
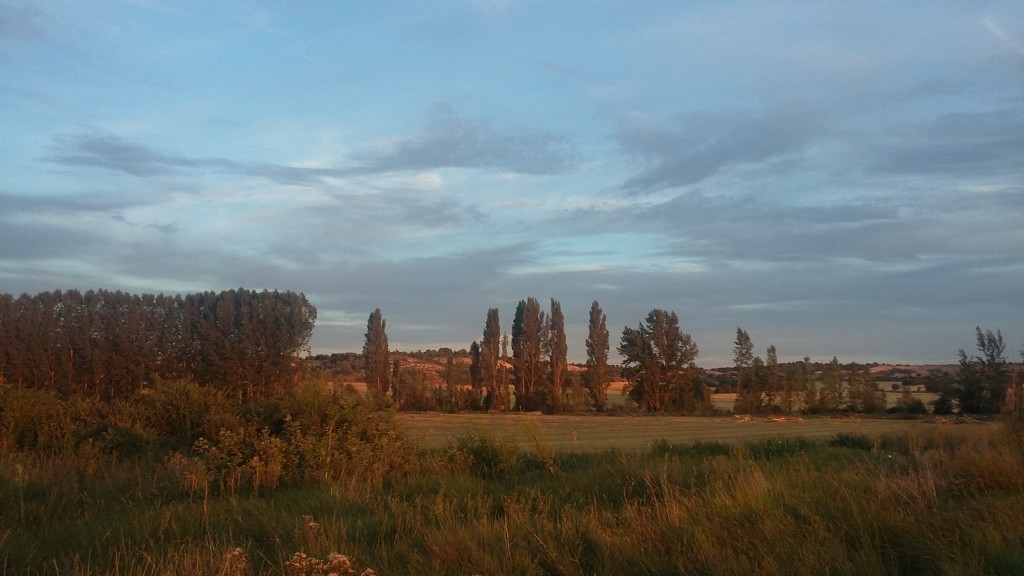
{"left": 142, "top": 379, "right": 241, "bottom": 450}
{"left": 0, "top": 387, "right": 71, "bottom": 453}
{"left": 443, "top": 430, "right": 517, "bottom": 478}
{"left": 829, "top": 432, "right": 873, "bottom": 451}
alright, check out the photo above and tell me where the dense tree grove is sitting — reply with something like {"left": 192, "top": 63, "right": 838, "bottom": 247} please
{"left": 512, "top": 297, "right": 546, "bottom": 411}
{"left": 0, "top": 288, "right": 316, "bottom": 399}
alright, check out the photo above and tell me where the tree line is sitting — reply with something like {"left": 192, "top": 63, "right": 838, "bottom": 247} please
{"left": 365, "top": 301, "right": 714, "bottom": 414}
{"left": 3, "top": 286, "right": 1018, "bottom": 417}
{"left": 0, "top": 288, "right": 316, "bottom": 400}
{"left": 364, "top": 303, "right": 1022, "bottom": 416}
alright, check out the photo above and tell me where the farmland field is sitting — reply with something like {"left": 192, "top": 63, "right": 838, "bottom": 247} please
{"left": 396, "top": 412, "right": 945, "bottom": 451}
{"left": 2, "top": 379, "right": 1020, "bottom": 575}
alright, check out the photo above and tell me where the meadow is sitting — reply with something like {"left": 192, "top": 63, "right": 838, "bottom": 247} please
{"left": 2, "top": 382, "right": 1023, "bottom": 575}
{"left": 395, "top": 412, "right": 931, "bottom": 452}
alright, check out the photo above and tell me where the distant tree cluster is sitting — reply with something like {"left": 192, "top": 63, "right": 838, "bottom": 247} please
{"left": 368, "top": 304, "right": 1017, "bottom": 417}
{"left": 934, "top": 328, "right": 1011, "bottom": 415}
{"left": 0, "top": 288, "right": 316, "bottom": 399}
{"left": 367, "top": 301, "right": 717, "bottom": 414}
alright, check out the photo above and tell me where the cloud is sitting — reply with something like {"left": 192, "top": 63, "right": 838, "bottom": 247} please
{"left": 44, "top": 130, "right": 368, "bottom": 187}
{"left": 47, "top": 110, "right": 580, "bottom": 185}
{"left": 0, "top": 1, "right": 50, "bottom": 43}
{"left": 983, "top": 17, "right": 1024, "bottom": 58}
{"left": 616, "top": 106, "right": 822, "bottom": 194}
{"left": 872, "top": 107, "right": 1024, "bottom": 177}
{"left": 46, "top": 131, "right": 242, "bottom": 178}
{"left": 351, "top": 107, "right": 579, "bottom": 175}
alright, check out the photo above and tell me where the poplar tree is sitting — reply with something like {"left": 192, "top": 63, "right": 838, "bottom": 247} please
{"left": 585, "top": 300, "right": 610, "bottom": 412}
{"left": 733, "top": 328, "right": 761, "bottom": 413}
{"left": 481, "top": 308, "right": 503, "bottom": 410}
{"left": 363, "top": 308, "right": 391, "bottom": 400}
{"left": 512, "top": 297, "right": 545, "bottom": 411}
{"left": 548, "top": 299, "right": 568, "bottom": 411}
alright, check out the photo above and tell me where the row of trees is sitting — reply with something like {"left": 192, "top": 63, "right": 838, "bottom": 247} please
{"left": 728, "top": 326, "right": 1024, "bottom": 416}
{"left": 731, "top": 328, "right": 886, "bottom": 415}
{"left": 360, "top": 299, "right": 614, "bottom": 413}
{"left": 363, "top": 305, "right": 1020, "bottom": 416}
{"left": 364, "top": 301, "right": 717, "bottom": 414}
{"left": 0, "top": 288, "right": 316, "bottom": 400}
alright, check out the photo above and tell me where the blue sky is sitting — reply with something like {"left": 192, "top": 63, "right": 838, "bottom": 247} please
{"left": 2, "top": 1, "right": 1022, "bottom": 366}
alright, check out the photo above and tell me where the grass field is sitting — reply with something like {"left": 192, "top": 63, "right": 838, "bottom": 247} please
{"left": 396, "top": 412, "right": 943, "bottom": 451}
{"left": 5, "top": 381, "right": 1018, "bottom": 575}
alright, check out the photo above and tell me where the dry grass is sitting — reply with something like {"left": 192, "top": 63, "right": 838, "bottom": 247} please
{"left": 395, "top": 412, "right": 943, "bottom": 452}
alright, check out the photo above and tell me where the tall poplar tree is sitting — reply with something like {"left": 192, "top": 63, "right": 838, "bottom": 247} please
{"left": 548, "top": 299, "right": 567, "bottom": 411}
{"left": 481, "top": 308, "right": 503, "bottom": 410}
{"left": 766, "top": 344, "right": 782, "bottom": 412}
{"left": 585, "top": 300, "right": 610, "bottom": 412}
{"left": 363, "top": 308, "right": 391, "bottom": 400}
{"left": 512, "top": 297, "right": 545, "bottom": 411}
{"left": 733, "top": 327, "right": 761, "bottom": 413}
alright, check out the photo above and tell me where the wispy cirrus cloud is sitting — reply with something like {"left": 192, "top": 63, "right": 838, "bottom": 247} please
{"left": 616, "top": 106, "right": 823, "bottom": 194}
{"left": 44, "top": 130, "right": 345, "bottom": 185}
{"left": 351, "top": 107, "right": 579, "bottom": 175}
{"left": 0, "top": 1, "right": 50, "bottom": 43}
{"left": 47, "top": 106, "right": 580, "bottom": 184}
{"left": 871, "top": 107, "right": 1024, "bottom": 177}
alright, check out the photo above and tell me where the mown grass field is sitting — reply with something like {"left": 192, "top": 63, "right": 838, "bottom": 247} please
{"left": 396, "top": 412, "right": 943, "bottom": 452}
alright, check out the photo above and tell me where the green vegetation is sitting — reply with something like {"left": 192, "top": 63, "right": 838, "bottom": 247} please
{"left": 4, "top": 377, "right": 1024, "bottom": 575}
{"left": 618, "top": 309, "right": 707, "bottom": 413}
{"left": 362, "top": 308, "right": 391, "bottom": 402}
{"left": 0, "top": 288, "right": 315, "bottom": 400}
{"left": 584, "top": 300, "right": 611, "bottom": 412}
{"left": 3, "top": 289, "right": 1024, "bottom": 573}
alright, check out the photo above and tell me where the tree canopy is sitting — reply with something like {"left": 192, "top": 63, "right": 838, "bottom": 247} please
{"left": 0, "top": 288, "right": 315, "bottom": 399}
{"left": 618, "top": 309, "right": 703, "bottom": 412}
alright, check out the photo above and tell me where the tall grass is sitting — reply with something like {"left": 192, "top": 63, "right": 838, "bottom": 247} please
{"left": 2, "top": 381, "right": 1023, "bottom": 575}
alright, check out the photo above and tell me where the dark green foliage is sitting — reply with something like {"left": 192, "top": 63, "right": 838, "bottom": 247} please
{"left": 830, "top": 432, "right": 874, "bottom": 451}
{"left": 443, "top": 430, "right": 518, "bottom": 478}
{"left": 0, "top": 387, "right": 69, "bottom": 453}
{"left": 511, "top": 297, "right": 546, "bottom": 411}
{"left": 480, "top": 308, "right": 504, "bottom": 410}
{"left": 0, "top": 288, "right": 315, "bottom": 399}
{"left": 732, "top": 328, "right": 758, "bottom": 413}
{"left": 142, "top": 378, "right": 241, "bottom": 450}
{"left": 585, "top": 300, "right": 611, "bottom": 412}
{"left": 362, "top": 308, "right": 391, "bottom": 401}
{"left": 745, "top": 437, "right": 814, "bottom": 460}
{"left": 891, "top": 391, "right": 929, "bottom": 415}
{"left": 547, "top": 299, "right": 568, "bottom": 412}
{"left": 650, "top": 438, "right": 730, "bottom": 459}
{"left": 618, "top": 309, "right": 704, "bottom": 412}
{"left": 937, "top": 327, "right": 1010, "bottom": 414}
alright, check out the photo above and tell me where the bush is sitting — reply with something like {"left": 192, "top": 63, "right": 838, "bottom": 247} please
{"left": 141, "top": 379, "right": 241, "bottom": 450}
{"left": 0, "top": 387, "right": 71, "bottom": 453}
{"left": 443, "top": 430, "right": 518, "bottom": 478}
{"left": 829, "top": 432, "right": 873, "bottom": 451}
{"left": 101, "top": 426, "right": 150, "bottom": 458}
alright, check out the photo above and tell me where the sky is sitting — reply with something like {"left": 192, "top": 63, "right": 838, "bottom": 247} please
{"left": 2, "top": 1, "right": 1022, "bottom": 367}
